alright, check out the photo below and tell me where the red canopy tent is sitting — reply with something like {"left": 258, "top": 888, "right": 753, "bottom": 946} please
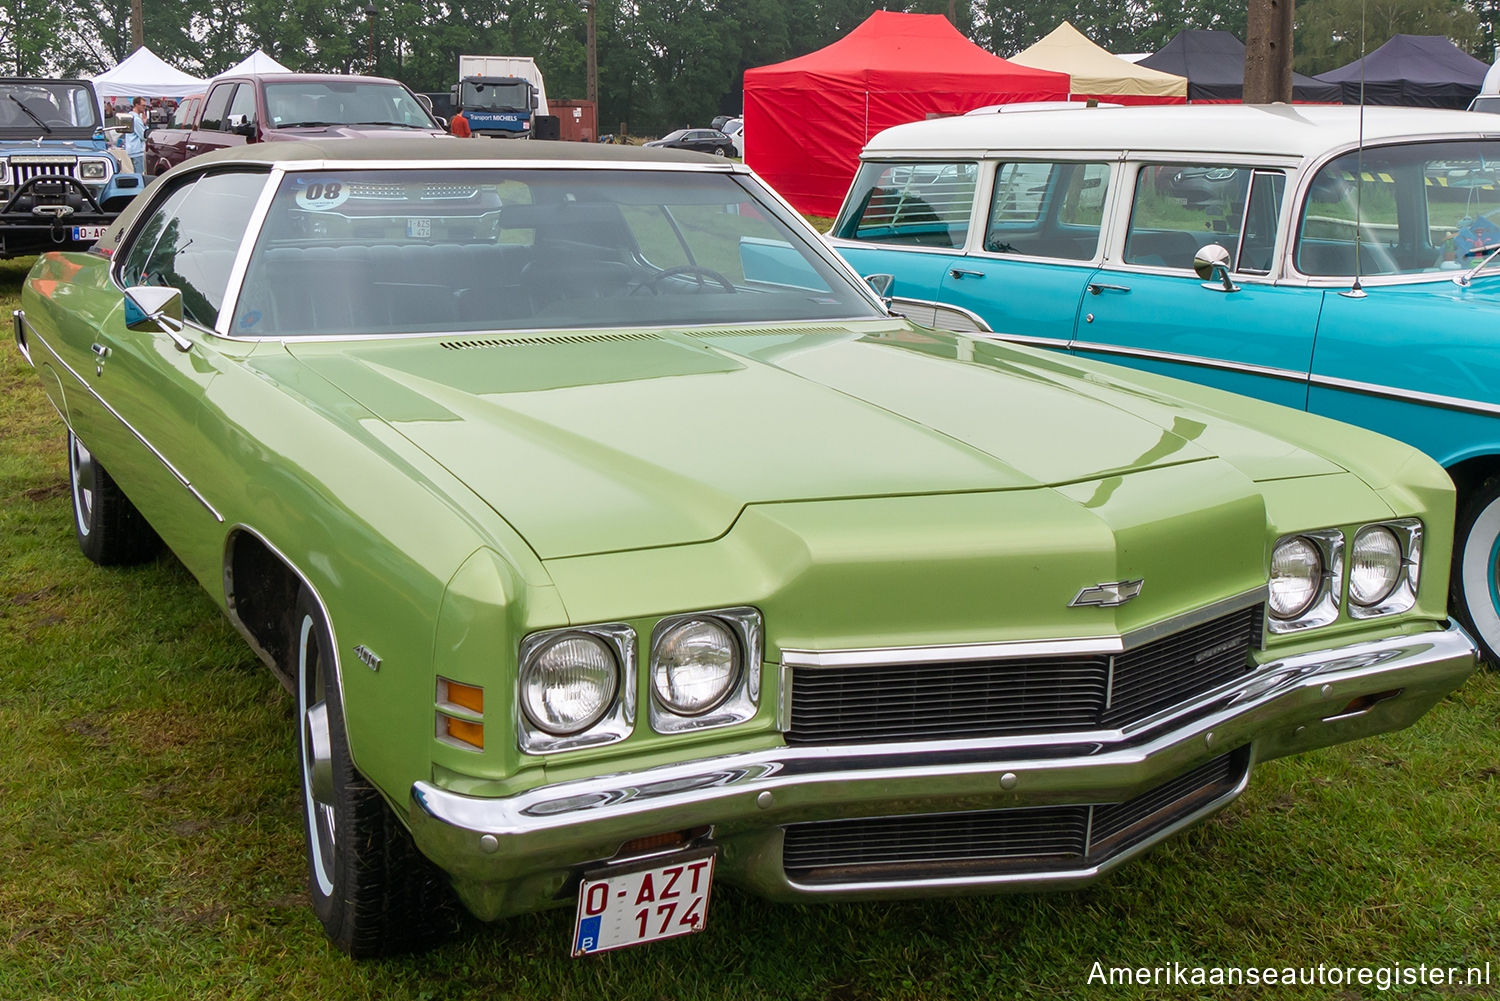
{"left": 744, "top": 12, "right": 1069, "bottom": 217}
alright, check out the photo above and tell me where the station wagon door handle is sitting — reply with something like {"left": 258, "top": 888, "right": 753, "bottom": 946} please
{"left": 1087, "top": 283, "right": 1131, "bottom": 295}
{"left": 948, "top": 268, "right": 985, "bottom": 279}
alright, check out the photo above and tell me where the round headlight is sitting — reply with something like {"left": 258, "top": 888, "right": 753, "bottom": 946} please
{"left": 652, "top": 618, "right": 739, "bottom": 715}
{"left": 520, "top": 633, "right": 618, "bottom": 735}
{"left": 79, "top": 160, "right": 108, "bottom": 180}
{"left": 1349, "top": 526, "right": 1403, "bottom": 606}
{"left": 1269, "top": 536, "right": 1323, "bottom": 619}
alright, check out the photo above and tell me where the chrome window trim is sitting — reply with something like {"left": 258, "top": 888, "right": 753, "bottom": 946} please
{"left": 24, "top": 323, "right": 223, "bottom": 523}
{"left": 214, "top": 167, "right": 282, "bottom": 337}
{"left": 780, "top": 588, "right": 1263, "bottom": 669}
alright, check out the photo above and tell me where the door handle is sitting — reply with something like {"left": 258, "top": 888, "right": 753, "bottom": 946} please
{"left": 1087, "top": 282, "right": 1131, "bottom": 295}
{"left": 949, "top": 268, "right": 985, "bottom": 279}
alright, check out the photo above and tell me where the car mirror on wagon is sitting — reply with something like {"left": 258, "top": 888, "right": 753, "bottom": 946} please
{"left": 124, "top": 286, "right": 192, "bottom": 351}
{"left": 1193, "top": 244, "right": 1240, "bottom": 293}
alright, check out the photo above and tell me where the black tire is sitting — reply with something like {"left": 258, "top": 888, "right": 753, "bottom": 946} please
{"left": 68, "top": 429, "right": 159, "bottom": 566}
{"left": 293, "top": 587, "right": 460, "bottom": 956}
{"left": 1453, "top": 477, "right": 1500, "bottom": 668}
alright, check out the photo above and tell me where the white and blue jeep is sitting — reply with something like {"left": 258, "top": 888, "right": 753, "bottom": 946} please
{"left": 0, "top": 77, "right": 145, "bottom": 258}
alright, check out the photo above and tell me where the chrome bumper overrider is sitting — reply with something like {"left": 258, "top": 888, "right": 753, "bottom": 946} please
{"left": 408, "top": 624, "right": 1476, "bottom": 920}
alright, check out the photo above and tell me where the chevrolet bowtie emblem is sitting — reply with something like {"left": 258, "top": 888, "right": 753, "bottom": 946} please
{"left": 1070, "top": 579, "right": 1145, "bottom": 608}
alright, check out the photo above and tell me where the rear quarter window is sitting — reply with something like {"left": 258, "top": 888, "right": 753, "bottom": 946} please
{"left": 835, "top": 161, "right": 978, "bottom": 249}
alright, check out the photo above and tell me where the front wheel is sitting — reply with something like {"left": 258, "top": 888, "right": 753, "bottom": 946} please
{"left": 68, "top": 429, "right": 158, "bottom": 565}
{"left": 714, "top": 145, "right": 729, "bottom": 157}
{"left": 293, "top": 588, "right": 459, "bottom": 955}
{"left": 1453, "top": 477, "right": 1500, "bottom": 667}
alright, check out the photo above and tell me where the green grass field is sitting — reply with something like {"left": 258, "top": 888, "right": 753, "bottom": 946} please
{"left": 2, "top": 256, "right": 1498, "bottom": 999}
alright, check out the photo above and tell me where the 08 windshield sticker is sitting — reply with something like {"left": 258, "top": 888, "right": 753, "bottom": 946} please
{"left": 293, "top": 178, "right": 350, "bottom": 211}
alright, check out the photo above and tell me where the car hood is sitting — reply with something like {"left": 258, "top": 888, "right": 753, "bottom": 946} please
{"left": 0, "top": 135, "right": 105, "bottom": 153}
{"left": 282, "top": 320, "right": 1344, "bottom": 559}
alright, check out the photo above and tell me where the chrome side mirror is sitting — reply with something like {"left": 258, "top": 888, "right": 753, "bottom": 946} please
{"left": 124, "top": 286, "right": 192, "bottom": 351}
{"left": 1193, "top": 244, "right": 1239, "bottom": 293}
{"left": 864, "top": 273, "right": 894, "bottom": 298}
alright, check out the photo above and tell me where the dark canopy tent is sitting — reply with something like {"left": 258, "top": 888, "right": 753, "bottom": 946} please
{"left": 1139, "top": 30, "right": 1340, "bottom": 103}
{"left": 1317, "top": 35, "right": 1487, "bottom": 108}
{"left": 744, "top": 11, "right": 1068, "bottom": 216}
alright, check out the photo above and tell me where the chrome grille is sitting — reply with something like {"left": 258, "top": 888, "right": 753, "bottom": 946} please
{"left": 7, "top": 158, "right": 77, "bottom": 185}
{"left": 782, "top": 751, "right": 1245, "bottom": 882}
{"left": 786, "top": 605, "right": 1262, "bottom": 745}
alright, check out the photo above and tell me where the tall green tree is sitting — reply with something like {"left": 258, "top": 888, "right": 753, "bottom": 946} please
{"left": 1294, "top": 0, "right": 1482, "bottom": 73}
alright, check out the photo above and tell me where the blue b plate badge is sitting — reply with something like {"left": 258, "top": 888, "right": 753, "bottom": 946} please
{"left": 572, "top": 849, "right": 715, "bottom": 956}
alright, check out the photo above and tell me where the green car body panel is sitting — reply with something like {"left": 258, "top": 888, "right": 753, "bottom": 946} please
{"left": 14, "top": 141, "right": 1476, "bottom": 945}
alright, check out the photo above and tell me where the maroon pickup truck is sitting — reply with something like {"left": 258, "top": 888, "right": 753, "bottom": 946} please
{"left": 145, "top": 72, "right": 449, "bottom": 175}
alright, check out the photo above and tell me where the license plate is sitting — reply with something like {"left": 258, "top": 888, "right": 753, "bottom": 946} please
{"left": 71, "top": 225, "right": 107, "bottom": 241}
{"left": 572, "top": 849, "right": 715, "bottom": 956}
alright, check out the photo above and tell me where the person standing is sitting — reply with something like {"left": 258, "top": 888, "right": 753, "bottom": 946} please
{"left": 119, "top": 97, "right": 147, "bottom": 174}
{"left": 450, "top": 108, "right": 472, "bottom": 137}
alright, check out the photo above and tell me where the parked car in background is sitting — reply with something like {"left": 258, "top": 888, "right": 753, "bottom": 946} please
{"left": 144, "top": 73, "right": 447, "bottom": 175}
{"left": 722, "top": 117, "right": 744, "bottom": 157}
{"left": 831, "top": 103, "right": 1500, "bottom": 665}
{"left": 644, "top": 127, "right": 736, "bottom": 156}
{"left": 0, "top": 77, "right": 145, "bottom": 256}
{"left": 15, "top": 138, "right": 1475, "bottom": 959}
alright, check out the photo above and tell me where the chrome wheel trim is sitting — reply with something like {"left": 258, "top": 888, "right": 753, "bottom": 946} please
{"left": 69, "top": 433, "right": 96, "bottom": 537}
{"left": 1461, "top": 494, "right": 1500, "bottom": 657}
{"left": 297, "top": 613, "right": 337, "bottom": 897}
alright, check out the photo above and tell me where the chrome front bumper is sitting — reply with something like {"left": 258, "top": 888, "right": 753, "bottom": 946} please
{"left": 409, "top": 624, "right": 1476, "bottom": 921}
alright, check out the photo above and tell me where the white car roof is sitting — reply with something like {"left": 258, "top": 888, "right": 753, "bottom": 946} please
{"left": 862, "top": 104, "right": 1500, "bottom": 161}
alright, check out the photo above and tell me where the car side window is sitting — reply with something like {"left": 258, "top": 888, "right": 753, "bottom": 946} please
{"left": 834, "top": 161, "right": 978, "bottom": 249}
{"left": 1296, "top": 140, "right": 1500, "bottom": 277}
{"left": 984, "top": 161, "right": 1111, "bottom": 261}
{"left": 1125, "top": 164, "right": 1256, "bottom": 270}
{"left": 227, "top": 83, "right": 257, "bottom": 126}
{"left": 198, "top": 84, "right": 233, "bottom": 131}
{"left": 116, "top": 171, "right": 269, "bottom": 328}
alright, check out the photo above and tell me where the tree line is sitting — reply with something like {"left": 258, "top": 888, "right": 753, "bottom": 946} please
{"left": 1, "top": 0, "right": 1490, "bottom": 134}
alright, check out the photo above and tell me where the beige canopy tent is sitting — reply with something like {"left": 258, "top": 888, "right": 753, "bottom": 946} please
{"left": 1011, "top": 21, "right": 1187, "bottom": 105}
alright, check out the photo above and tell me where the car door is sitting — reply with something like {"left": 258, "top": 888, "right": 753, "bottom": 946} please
{"left": 827, "top": 160, "right": 977, "bottom": 319}
{"left": 186, "top": 82, "right": 243, "bottom": 159}
{"left": 933, "top": 158, "right": 1116, "bottom": 347}
{"left": 78, "top": 168, "right": 270, "bottom": 581}
{"left": 1070, "top": 160, "right": 1322, "bottom": 410}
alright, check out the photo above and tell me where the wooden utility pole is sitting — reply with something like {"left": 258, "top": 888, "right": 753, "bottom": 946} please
{"left": 1244, "top": 0, "right": 1295, "bottom": 103}
{"left": 586, "top": 0, "right": 597, "bottom": 103}
{"left": 131, "top": 0, "right": 144, "bottom": 52}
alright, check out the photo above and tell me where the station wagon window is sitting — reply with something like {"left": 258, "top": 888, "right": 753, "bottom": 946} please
{"left": 1296, "top": 140, "right": 1500, "bottom": 277}
{"left": 1125, "top": 164, "right": 1280, "bottom": 271}
{"left": 117, "top": 171, "right": 268, "bottom": 327}
{"left": 984, "top": 161, "right": 1110, "bottom": 260}
{"left": 835, "top": 161, "right": 978, "bottom": 248}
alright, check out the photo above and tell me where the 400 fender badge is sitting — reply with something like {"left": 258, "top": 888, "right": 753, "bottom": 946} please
{"left": 1070, "top": 579, "right": 1145, "bottom": 608}
{"left": 353, "top": 644, "right": 382, "bottom": 671}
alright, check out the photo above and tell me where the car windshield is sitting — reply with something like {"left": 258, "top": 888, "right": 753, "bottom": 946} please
{"left": 0, "top": 81, "right": 99, "bottom": 131}
{"left": 460, "top": 80, "right": 530, "bottom": 112}
{"left": 1296, "top": 139, "right": 1500, "bottom": 278}
{"left": 264, "top": 81, "right": 433, "bottom": 128}
{"left": 234, "top": 167, "right": 879, "bottom": 337}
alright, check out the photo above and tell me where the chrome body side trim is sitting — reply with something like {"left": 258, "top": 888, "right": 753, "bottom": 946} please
{"left": 1067, "top": 338, "right": 1500, "bottom": 419}
{"left": 13, "top": 308, "right": 30, "bottom": 366}
{"left": 780, "top": 587, "right": 1263, "bottom": 669}
{"left": 408, "top": 623, "right": 1475, "bottom": 919}
{"left": 886, "top": 296, "right": 994, "bottom": 333}
{"left": 26, "top": 327, "right": 223, "bottom": 523}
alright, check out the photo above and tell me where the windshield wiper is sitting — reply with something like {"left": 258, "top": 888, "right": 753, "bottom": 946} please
{"left": 279, "top": 121, "right": 339, "bottom": 128}
{"left": 1455, "top": 242, "right": 1500, "bottom": 287}
{"left": 351, "top": 121, "right": 428, "bottom": 128}
{"left": 8, "top": 95, "right": 51, "bottom": 133}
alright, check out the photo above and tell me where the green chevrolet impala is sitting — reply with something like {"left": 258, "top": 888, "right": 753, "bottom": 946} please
{"left": 13, "top": 139, "right": 1478, "bottom": 957}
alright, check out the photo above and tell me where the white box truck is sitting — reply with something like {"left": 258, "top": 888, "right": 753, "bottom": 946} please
{"left": 455, "top": 56, "right": 549, "bottom": 137}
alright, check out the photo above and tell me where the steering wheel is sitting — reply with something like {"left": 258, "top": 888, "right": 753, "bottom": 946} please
{"left": 629, "top": 265, "right": 736, "bottom": 296}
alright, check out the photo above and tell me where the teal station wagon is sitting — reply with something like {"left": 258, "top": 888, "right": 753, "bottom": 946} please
{"left": 14, "top": 139, "right": 1476, "bottom": 957}
{"left": 831, "top": 104, "right": 1500, "bottom": 667}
